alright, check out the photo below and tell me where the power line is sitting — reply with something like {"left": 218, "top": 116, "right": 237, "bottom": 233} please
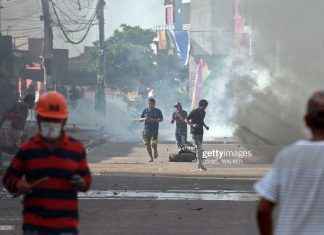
{"left": 50, "top": 0, "right": 97, "bottom": 44}
{"left": 3, "top": 0, "right": 98, "bottom": 50}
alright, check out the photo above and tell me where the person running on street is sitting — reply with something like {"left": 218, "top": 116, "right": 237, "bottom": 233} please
{"left": 186, "top": 99, "right": 209, "bottom": 171}
{"left": 139, "top": 98, "right": 163, "bottom": 162}
{"left": 171, "top": 102, "right": 188, "bottom": 148}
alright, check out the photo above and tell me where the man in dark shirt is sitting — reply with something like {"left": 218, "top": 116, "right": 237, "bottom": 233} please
{"left": 139, "top": 98, "right": 163, "bottom": 162}
{"left": 0, "top": 94, "right": 35, "bottom": 130}
{"left": 171, "top": 102, "right": 188, "bottom": 148}
{"left": 0, "top": 94, "right": 35, "bottom": 154}
{"left": 186, "top": 99, "right": 209, "bottom": 171}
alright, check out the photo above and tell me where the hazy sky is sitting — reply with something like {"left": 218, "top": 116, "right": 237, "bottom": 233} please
{"left": 105, "top": 0, "right": 165, "bottom": 37}
{"left": 71, "top": 0, "right": 165, "bottom": 56}
{"left": 1, "top": 0, "right": 165, "bottom": 57}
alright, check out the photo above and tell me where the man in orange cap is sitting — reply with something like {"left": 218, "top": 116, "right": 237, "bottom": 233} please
{"left": 2, "top": 91, "right": 91, "bottom": 235}
{"left": 255, "top": 91, "right": 324, "bottom": 235}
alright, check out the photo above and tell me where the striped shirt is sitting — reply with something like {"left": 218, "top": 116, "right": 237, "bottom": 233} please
{"left": 254, "top": 140, "right": 324, "bottom": 235}
{"left": 2, "top": 132, "right": 91, "bottom": 234}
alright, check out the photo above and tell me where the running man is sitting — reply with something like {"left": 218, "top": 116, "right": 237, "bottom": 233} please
{"left": 186, "top": 99, "right": 209, "bottom": 171}
{"left": 139, "top": 98, "right": 163, "bottom": 162}
{"left": 171, "top": 102, "right": 188, "bottom": 148}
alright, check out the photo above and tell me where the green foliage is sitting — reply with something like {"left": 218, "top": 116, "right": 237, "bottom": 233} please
{"left": 105, "top": 24, "right": 157, "bottom": 91}
{"left": 88, "top": 24, "right": 187, "bottom": 92}
{"left": 109, "top": 24, "right": 155, "bottom": 47}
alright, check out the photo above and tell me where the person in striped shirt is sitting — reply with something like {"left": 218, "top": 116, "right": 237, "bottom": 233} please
{"left": 2, "top": 91, "right": 91, "bottom": 235}
{"left": 255, "top": 91, "right": 324, "bottom": 235}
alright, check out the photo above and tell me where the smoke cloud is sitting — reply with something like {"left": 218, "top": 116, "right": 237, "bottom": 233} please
{"left": 204, "top": 0, "right": 324, "bottom": 147}
{"left": 233, "top": 0, "right": 324, "bottom": 144}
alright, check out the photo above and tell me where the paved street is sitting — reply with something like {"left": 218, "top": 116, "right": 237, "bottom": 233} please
{"left": 0, "top": 175, "right": 260, "bottom": 235}
{"left": 0, "top": 137, "right": 269, "bottom": 235}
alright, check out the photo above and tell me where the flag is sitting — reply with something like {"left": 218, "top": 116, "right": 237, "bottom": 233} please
{"left": 170, "top": 30, "right": 190, "bottom": 65}
{"left": 157, "top": 31, "right": 167, "bottom": 50}
{"left": 166, "top": 30, "right": 176, "bottom": 50}
{"left": 234, "top": 0, "right": 245, "bottom": 33}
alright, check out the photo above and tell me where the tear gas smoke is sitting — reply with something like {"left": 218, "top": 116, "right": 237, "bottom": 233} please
{"left": 203, "top": 0, "right": 324, "bottom": 147}
{"left": 68, "top": 94, "right": 139, "bottom": 142}
{"left": 231, "top": 0, "right": 324, "bottom": 145}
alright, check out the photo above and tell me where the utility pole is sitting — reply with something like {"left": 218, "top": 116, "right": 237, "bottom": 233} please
{"left": 95, "top": 0, "right": 106, "bottom": 114}
{"left": 40, "top": 0, "right": 54, "bottom": 92}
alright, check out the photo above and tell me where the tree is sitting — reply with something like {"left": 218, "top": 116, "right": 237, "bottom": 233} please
{"left": 88, "top": 24, "right": 187, "bottom": 93}
{"left": 104, "top": 24, "right": 157, "bottom": 92}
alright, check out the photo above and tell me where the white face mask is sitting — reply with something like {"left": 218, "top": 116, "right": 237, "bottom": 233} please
{"left": 40, "top": 122, "right": 63, "bottom": 140}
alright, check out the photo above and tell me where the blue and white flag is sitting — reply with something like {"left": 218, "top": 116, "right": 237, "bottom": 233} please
{"left": 170, "top": 30, "right": 190, "bottom": 65}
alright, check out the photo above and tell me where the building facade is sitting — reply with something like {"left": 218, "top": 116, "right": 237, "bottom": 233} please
{"left": 162, "top": 0, "right": 250, "bottom": 106}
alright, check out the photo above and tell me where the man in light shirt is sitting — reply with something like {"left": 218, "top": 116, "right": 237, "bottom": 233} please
{"left": 254, "top": 90, "right": 324, "bottom": 235}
